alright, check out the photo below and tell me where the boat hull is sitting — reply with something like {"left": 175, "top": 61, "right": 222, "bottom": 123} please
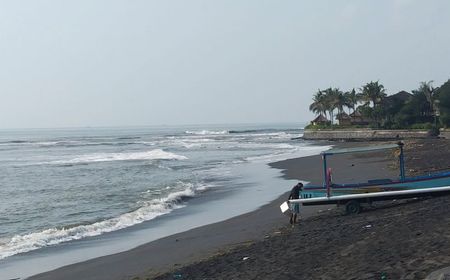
{"left": 301, "top": 172, "right": 450, "bottom": 198}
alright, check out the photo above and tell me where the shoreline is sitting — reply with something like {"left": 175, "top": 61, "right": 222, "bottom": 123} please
{"left": 152, "top": 139, "right": 450, "bottom": 280}
{"left": 24, "top": 144, "right": 338, "bottom": 280}
{"left": 25, "top": 141, "right": 372, "bottom": 280}
{"left": 21, "top": 139, "right": 450, "bottom": 280}
{"left": 19, "top": 147, "right": 328, "bottom": 280}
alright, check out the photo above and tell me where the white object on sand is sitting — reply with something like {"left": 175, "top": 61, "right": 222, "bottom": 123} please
{"left": 280, "top": 201, "right": 291, "bottom": 216}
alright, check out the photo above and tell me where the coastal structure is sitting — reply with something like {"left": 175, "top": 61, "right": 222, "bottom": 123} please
{"left": 336, "top": 112, "right": 351, "bottom": 126}
{"left": 310, "top": 114, "right": 329, "bottom": 126}
{"left": 348, "top": 110, "right": 371, "bottom": 125}
{"left": 440, "top": 128, "right": 450, "bottom": 139}
{"left": 302, "top": 128, "right": 433, "bottom": 141}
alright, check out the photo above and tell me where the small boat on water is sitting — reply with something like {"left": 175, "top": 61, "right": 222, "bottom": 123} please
{"left": 293, "top": 142, "right": 450, "bottom": 214}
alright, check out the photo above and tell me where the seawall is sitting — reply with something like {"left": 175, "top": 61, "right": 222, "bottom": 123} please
{"left": 440, "top": 128, "right": 450, "bottom": 139}
{"left": 303, "top": 129, "right": 432, "bottom": 141}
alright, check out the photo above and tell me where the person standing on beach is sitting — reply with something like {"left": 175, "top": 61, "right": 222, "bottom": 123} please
{"left": 288, "top": 182, "right": 303, "bottom": 225}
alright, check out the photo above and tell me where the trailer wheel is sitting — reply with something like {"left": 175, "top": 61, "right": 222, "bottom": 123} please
{"left": 345, "top": 200, "right": 361, "bottom": 215}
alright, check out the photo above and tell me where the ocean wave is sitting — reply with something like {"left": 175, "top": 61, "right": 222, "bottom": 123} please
{"left": 0, "top": 139, "right": 154, "bottom": 149}
{"left": 116, "top": 136, "right": 141, "bottom": 140}
{"left": 229, "top": 128, "right": 303, "bottom": 134}
{"left": 48, "top": 149, "right": 187, "bottom": 165}
{"left": 244, "top": 145, "right": 332, "bottom": 163}
{"left": 168, "top": 138, "right": 215, "bottom": 149}
{"left": 0, "top": 182, "right": 209, "bottom": 260}
{"left": 185, "top": 130, "right": 229, "bottom": 135}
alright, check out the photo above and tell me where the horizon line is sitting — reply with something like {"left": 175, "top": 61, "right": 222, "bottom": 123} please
{"left": 0, "top": 121, "right": 308, "bottom": 131}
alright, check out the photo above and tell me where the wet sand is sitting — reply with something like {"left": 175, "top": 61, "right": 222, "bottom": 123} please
{"left": 29, "top": 139, "right": 450, "bottom": 280}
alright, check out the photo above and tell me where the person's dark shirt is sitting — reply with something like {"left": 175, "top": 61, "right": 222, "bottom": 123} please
{"left": 288, "top": 184, "right": 301, "bottom": 200}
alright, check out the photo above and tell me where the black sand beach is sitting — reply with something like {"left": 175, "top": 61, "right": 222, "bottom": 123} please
{"left": 29, "top": 139, "right": 450, "bottom": 280}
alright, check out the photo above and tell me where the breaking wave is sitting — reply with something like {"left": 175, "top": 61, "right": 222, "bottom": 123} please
{"left": 244, "top": 145, "right": 332, "bottom": 162}
{"left": 229, "top": 128, "right": 303, "bottom": 134}
{"left": 0, "top": 182, "right": 209, "bottom": 260}
{"left": 48, "top": 149, "right": 187, "bottom": 165}
{"left": 185, "top": 130, "right": 229, "bottom": 135}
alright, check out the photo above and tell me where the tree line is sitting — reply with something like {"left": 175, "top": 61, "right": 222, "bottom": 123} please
{"left": 309, "top": 79, "right": 450, "bottom": 129}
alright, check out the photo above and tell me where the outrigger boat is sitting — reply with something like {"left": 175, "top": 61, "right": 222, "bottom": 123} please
{"left": 290, "top": 142, "right": 450, "bottom": 214}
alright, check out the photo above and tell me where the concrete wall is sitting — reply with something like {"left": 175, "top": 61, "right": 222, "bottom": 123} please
{"left": 303, "top": 129, "right": 432, "bottom": 141}
{"left": 440, "top": 129, "right": 450, "bottom": 139}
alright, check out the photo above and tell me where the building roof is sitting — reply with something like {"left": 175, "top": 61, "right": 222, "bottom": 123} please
{"left": 350, "top": 110, "right": 363, "bottom": 117}
{"left": 336, "top": 112, "right": 350, "bottom": 119}
{"left": 384, "top": 91, "right": 412, "bottom": 103}
{"left": 312, "top": 114, "right": 328, "bottom": 122}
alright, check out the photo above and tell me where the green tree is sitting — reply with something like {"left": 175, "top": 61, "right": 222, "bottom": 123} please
{"left": 435, "top": 79, "right": 450, "bottom": 127}
{"left": 334, "top": 88, "right": 346, "bottom": 117}
{"left": 321, "top": 87, "right": 342, "bottom": 125}
{"left": 359, "top": 81, "right": 387, "bottom": 126}
{"left": 382, "top": 92, "right": 411, "bottom": 128}
{"left": 344, "top": 88, "right": 358, "bottom": 114}
{"left": 395, "top": 92, "right": 430, "bottom": 127}
{"left": 359, "top": 81, "right": 387, "bottom": 108}
{"left": 309, "top": 90, "right": 327, "bottom": 117}
{"left": 412, "top": 81, "right": 435, "bottom": 118}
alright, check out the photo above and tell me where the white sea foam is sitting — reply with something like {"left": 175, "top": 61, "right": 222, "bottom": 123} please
{"left": 173, "top": 138, "right": 216, "bottom": 149}
{"left": 244, "top": 145, "right": 332, "bottom": 163}
{"left": 48, "top": 149, "right": 187, "bottom": 165}
{"left": 0, "top": 182, "right": 208, "bottom": 260}
{"left": 185, "top": 130, "right": 229, "bottom": 135}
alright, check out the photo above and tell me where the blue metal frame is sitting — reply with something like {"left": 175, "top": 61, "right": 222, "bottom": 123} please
{"left": 320, "top": 142, "right": 407, "bottom": 187}
{"left": 322, "top": 154, "right": 327, "bottom": 188}
{"left": 301, "top": 141, "right": 450, "bottom": 199}
{"left": 398, "top": 142, "right": 405, "bottom": 181}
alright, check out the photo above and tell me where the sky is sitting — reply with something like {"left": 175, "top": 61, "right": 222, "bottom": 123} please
{"left": 1, "top": 0, "right": 450, "bottom": 129}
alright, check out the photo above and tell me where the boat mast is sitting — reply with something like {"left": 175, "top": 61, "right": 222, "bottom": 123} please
{"left": 322, "top": 154, "right": 328, "bottom": 188}
{"left": 398, "top": 142, "right": 405, "bottom": 181}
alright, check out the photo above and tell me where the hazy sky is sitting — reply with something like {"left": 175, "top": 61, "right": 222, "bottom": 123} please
{"left": 1, "top": 0, "right": 450, "bottom": 129}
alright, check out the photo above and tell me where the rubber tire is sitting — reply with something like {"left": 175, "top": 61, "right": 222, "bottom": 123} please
{"left": 345, "top": 200, "right": 361, "bottom": 215}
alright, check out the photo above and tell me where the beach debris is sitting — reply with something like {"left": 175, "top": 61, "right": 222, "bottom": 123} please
{"left": 364, "top": 224, "right": 372, "bottom": 229}
{"left": 173, "top": 273, "right": 183, "bottom": 279}
{"left": 242, "top": 256, "right": 250, "bottom": 261}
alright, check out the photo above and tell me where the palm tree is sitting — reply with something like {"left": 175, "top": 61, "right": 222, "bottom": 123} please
{"left": 309, "top": 90, "right": 327, "bottom": 117}
{"left": 413, "top": 81, "right": 435, "bottom": 117}
{"left": 335, "top": 88, "right": 347, "bottom": 116}
{"left": 310, "top": 87, "right": 354, "bottom": 125}
{"left": 359, "top": 81, "right": 387, "bottom": 127}
{"left": 359, "top": 81, "right": 386, "bottom": 109}
{"left": 321, "top": 88, "right": 339, "bottom": 125}
{"left": 344, "top": 88, "right": 358, "bottom": 114}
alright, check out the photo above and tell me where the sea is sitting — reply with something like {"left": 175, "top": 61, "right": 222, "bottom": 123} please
{"left": 0, "top": 123, "right": 330, "bottom": 279}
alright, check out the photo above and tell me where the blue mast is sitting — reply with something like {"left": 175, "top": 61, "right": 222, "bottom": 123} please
{"left": 322, "top": 154, "right": 328, "bottom": 188}
{"left": 398, "top": 142, "right": 405, "bottom": 181}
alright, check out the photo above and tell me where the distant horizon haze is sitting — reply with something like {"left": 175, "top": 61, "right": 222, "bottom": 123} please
{"left": 0, "top": 121, "right": 307, "bottom": 131}
{"left": 1, "top": 1, "right": 449, "bottom": 129}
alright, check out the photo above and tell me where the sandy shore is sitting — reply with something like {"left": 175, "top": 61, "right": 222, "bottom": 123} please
{"left": 29, "top": 139, "right": 450, "bottom": 280}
